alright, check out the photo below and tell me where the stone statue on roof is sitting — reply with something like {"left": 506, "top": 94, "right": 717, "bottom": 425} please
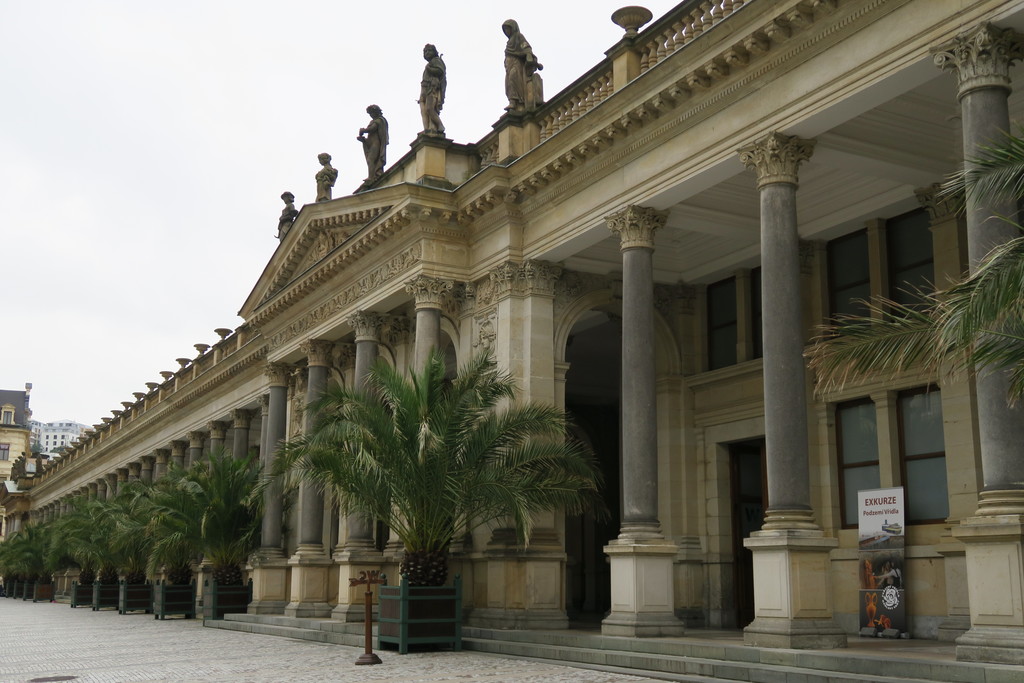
{"left": 358, "top": 104, "right": 389, "bottom": 184}
{"left": 419, "top": 44, "right": 447, "bottom": 136}
{"left": 503, "top": 19, "right": 544, "bottom": 112}
{"left": 315, "top": 153, "right": 338, "bottom": 202}
{"left": 277, "top": 191, "right": 298, "bottom": 240}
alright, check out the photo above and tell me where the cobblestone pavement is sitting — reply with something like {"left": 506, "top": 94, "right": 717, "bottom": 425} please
{"left": 0, "top": 600, "right": 661, "bottom": 683}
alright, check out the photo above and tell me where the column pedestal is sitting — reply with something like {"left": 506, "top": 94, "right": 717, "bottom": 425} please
{"left": 935, "top": 536, "right": 971, "bottom": 642}
{"left": 331, "top": 548, "right": 386, "bottom": 622}
{"left": 470, "top": 528, "right": 568, "bottom": 630}
{"left": 248, "top": 550, "right": 290, "bottom": 615}
{"left": 742, "top": 528, "right": 846, "bottom": 649}
{"left": 602, "top": 539, "right": 684, "bottom": 637}
{"left": 283, "top": 545, "right": 333, "bottom": 618}
{"left": 953, "top": 493, "right": 1024, "bottom": 664}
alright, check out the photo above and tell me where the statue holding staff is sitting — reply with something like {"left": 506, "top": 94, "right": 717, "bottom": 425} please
{"left": 419, "top": 43, "right": 446, "bottom": 136}
{"left": 357, "top": 105, "right": 389, "bottom": 184}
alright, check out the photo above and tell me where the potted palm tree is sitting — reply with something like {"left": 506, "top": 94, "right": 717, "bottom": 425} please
{"left": 276, "top": 350, "right": 604, "bottom": 653}
{"left": 52, "top": 500, "right": 107, "bottom": 608}
{"left": 107, "top": 484, "right": 157, "bottom": 615}
{"left": 146, "top": 465, "right": 202, "bottom": 619}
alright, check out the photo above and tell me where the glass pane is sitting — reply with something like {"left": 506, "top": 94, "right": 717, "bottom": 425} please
{"left": 843, "top": 465, "right": 880, "bottom": 526}
{"left": 838, "top": 402, "right": 878, "bottom": 464}
{"left": 891, "top": 262, "right": 935, "bottom": 305}
{"left": 906, "top": 457, "right": 949, "bottom": 521}
{"left": 833, "top": 282, "right": 871, "bottom": 318}
{"left": 901, "top": 390, "right": 944, "bottom": 456}
{"left": 708, "top": 278, "right": 737, "bottom": 327}
{"left": 829, "top": 231, "right": 869, "bottom": 288}
{"left": 887, "top": 210, "right": 932, "bottom": 270}
{"left": 709, "top": 324, "right": 738, "bottom": 370}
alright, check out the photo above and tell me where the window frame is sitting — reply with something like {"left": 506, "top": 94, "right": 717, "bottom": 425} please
{"left": 896, "top": 385, "right": 949, "bottom": 524}
{"left": 835, "top": 398, "right": 881, "bottom": 529}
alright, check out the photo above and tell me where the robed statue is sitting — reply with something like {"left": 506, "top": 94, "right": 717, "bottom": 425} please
{"left": 502, "top": 20, "right": 543, "bottom": 112}
{"left": 357, "top": 105, "right": 389, "bottom": 184}
{"left": 277, "top": 191, "right": 298, "bottom": 239}
{"left": 315, "top": 152, "right": 338, "bottom": 202}
{"left": 419, "top": 43, "right": 447, "bottom": 136}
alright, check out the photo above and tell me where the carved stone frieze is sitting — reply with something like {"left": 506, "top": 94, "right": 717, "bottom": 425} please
{"left": 738, "top": 131, "right": 815, "bottom": 188}
{"left": 654, "top": 283, "right": 696, "bottom": 318}
{"left": 265, "top": 362, "right": 291, "bottom": 387}
{"left": 405, "top": 275, "right": 455, "bottom": 309}
{"left": 553, "top": 270, "right": 616, "bottom": 321}
{"left": 472, "top": 260, "right": 564, "bottom": 307}
{"left": 333, "top": 342, "right": 356, "bottom": 371}
{"left": 933, "top": 23, "right": 1024, "bottom": 98}
{"left": 258, "top": 394, "right": 270, "bottom": 413}
{"left": 347, "top": 311, "right": 384, "bottom": 342}
{"left": 382, "top": 315, "right": 412, "bottom": 349}
{"left": 605, "top": 205, "right": 668, "bottom": 251}
{"left": 208, "top": 421, "right": 228, "bottom": 440}
{"left": 266, "top": 245, "right": 420, "bottom": 350}
{"left": 915, "top": 183, "right": 961, "bottom": 221}
{"left": 232, "top": 409, "right": 253, "bottom": 429}
{"left": 300, "top": 338, "right": 334, "bottom": 367}
{"left": 472, "top": 310, "right": 498, "bottom": 352}
{"left": 187, "top": 431, "right": 206, "bottom": 447}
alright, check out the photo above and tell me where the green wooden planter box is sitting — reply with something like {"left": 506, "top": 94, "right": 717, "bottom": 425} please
{"left": 33, "top": 583, "right": 54, "bottom": 602}
{"left": 7, "top": 581, "right": 19, "bottom": 599}
{"left": 70, "top": 581, "right": 93, "bottom": 608}
{"left": 20, "top": 581, "right": 36, "bottom": 601}
{"left": 91, "top": 582, "right": 119, "bottom": 610}
{"left": 118, "top": 581, "right": 153, "bottom": 614}
{"left": 154, "top": 580, "right": 196, "bottom": 620}
{"left": 201, "top": 579, "right": 252, "bottom": 620}
{"left": 378, "top": 575, "right": 462, "bottom": 654}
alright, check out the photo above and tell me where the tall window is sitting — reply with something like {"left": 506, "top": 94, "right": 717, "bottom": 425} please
{"left": 827, "top": 229, "right": 870, "bottom": 318}
{"left": 750, "top": 267, "right": 763, "bottom": 360}
{"left": 898, "top": 387, "right": 948, "bottom": 522}
{"left": 1, "top": 406, "right": 13, "bottom": 425}
{"left": 707, "top": 277, "right": 737, "bottom": 370}
{"left": 887, "top": 208, "right": 934, "bottom": 307}
{"left": 0, "top": 444, "right": 9, "bottom": 461}
{"left": 836, "top": 400, "right": 880, "bottom": 528}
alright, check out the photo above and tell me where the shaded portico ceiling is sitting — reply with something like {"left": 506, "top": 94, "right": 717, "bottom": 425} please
{"left": 558, "top": 55, "right": 1024, "bottom": 286}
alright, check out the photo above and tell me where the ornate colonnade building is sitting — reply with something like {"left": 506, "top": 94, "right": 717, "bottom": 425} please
{"left": 7, "top": 0, "right": 1024, "bottom": 664}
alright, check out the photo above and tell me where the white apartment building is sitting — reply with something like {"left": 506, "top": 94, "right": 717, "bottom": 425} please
{"left": 29, "top": 420, "right": 89, "bottom": 456}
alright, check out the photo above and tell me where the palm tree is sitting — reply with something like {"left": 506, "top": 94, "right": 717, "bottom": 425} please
{"left": 274, "top": 350, "right": 604, "bottom": 586}
{"left": 53, "top": 497, "right": 121, "bottom": 585}
{"left": 0, "top": 523, "right": 52, "bottom": 584}
{"left": 147, "top": 451, "right": 262, "bottom": 586}
{"left": 807, "top": 130, "right": 1024, "bottom": 401}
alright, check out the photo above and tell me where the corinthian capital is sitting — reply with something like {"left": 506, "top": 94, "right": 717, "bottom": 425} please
{"left": 299, "top": 339, "right": 333, "bottom": 367}
{"left": 933, "top": 23, "right": 1024, "bottom": 99}
{"left": 265, "top": 362, "right": 291, "bottom": 387}
{"left": 347, "top": 311, "right": 384, "bottom": 342}
{"left": 738, "top": 132, "right": 815, "bottom": 189}
{"left": 605, "top": 205, "right": 668, "bottom": 251}
{"left": 405, "top": 275, "right": 454, "bottom": 309}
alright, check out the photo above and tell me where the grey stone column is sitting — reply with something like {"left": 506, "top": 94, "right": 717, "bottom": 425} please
{"left": 606, "top": 206, "right": 668, "bottom": 539}
{"left": 127, "top": 462, "right": 141, "bottom": 482}
{"left": 187, "top": 431, "right": 205, "bottom": 468}
{"left": 104, "top": 473, "right": 118, "bottom": 500}
{"left": 140, "top": 456, "right": 154, "bottom": 483}
{"left": 154, "top": 449, "right": 169, "bottom": 480}
{"left": 294, "top": 339, "right": 333, "bottom": 552}
{"left": 257, "top": 394, "right": 270, "bottom": 463}
{"left": 170, "top": 440, "right": 186, "bottom": 469}
{"left": 261, "top": 363, "right": 290, "bottom": 554}
{"left": 232, "top": 409, "right": 252, "bottom": 460}
{"left": 208, "top": 421, "right": 227, "bottom": 455}
{"left": 345, "top": 312, "right": 383, "bottom": 550}
{"left": 739, "top": 131, "right": 818, "bottom": 530}
{"left": 89, "top": 481, "right": 100, "bottom": 499}
{"left": 406, "top": 275, "right": 453, "bottom": 369}
{"left": 935, "top": 24, "right": 1024, "bottom": 512}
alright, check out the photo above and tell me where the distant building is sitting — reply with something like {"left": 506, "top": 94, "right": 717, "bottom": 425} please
{"left": 0, "top": 384, "right": 32, "bottom": 536}
{"left": 30, "top": 419, "right": 89, "bottom": 456}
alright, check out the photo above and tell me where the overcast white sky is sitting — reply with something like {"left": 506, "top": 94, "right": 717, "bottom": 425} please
{"left": 1, "top": 1, "right": 674, "bottom": 426}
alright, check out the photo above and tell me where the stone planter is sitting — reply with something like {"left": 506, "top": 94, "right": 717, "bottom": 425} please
{"left": 70, "top": 581, "right": 93, "bottom": 608}
{"left": 91, "top": 582, "right": 119, "bottom": 610}
{"left": 154, "top": 581, "right": 196, "bottom": 620}
{"left": 33, "top": 583, "right": 54, "bottom": 603}
{"left": 118, "top": 581, "right": 153, "bottom": 614}
{"left": 378, "top": 575, "right": 462, "bottom": 654}
{"left": 201, "top": 579, "right": 252, "bottom": 620}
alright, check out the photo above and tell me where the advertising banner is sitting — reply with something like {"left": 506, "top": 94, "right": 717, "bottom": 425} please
{"left": 857, "top": 487, "right": 906, "bottom": 637}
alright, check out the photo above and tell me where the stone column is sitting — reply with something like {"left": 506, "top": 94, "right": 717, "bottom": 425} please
{"left": 170, "top": 441, "right": 186, "bottom": 469}
{"left": 406, "top": 275, "right": 453, "bottom": 370}
{"left": 154, "top": 449, "right": 170, "bottom": 480}
{"left": 599, "top": 206, "right": 683, "bottom": 637}
{"left": 104, "top": 472, "right": 118, "bottom": 500}
{"left": 257, "top": 395, "right": 270, "bottom": 464}
{"left": 935, "top": 24, "right": 1024, "bottom": 664}
{"left": 139, "top": 455, "right": 154, "bottom": 483}
{"left": 286, "top": 340, "right": 334, "bottom": 618}
{"left": 249, "top": 362, "right": 291, "bottom": 615}
{"left": 187, "top": 431, "right": 205, "bottom": 467}
{"left": 738, "top": 132, "right": 845, "bottom": 649}
{"left": 208, "top": 421, "right": 227, "bottom": 456}
{"left": 127, "top": 462, "right": 141, "bottom": 482}
{"left": 89, "top": 481, "right": 100, "bottom": 499}
{"left": 232, "top": 409, "right": 252, "bottom": 460}
{"left": 332, "top": 313, "right": 385, "bottom": 621}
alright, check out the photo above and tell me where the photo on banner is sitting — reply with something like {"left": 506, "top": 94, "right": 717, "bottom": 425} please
{"left": 858, "top": 487, "right": 907, "bottom": 638}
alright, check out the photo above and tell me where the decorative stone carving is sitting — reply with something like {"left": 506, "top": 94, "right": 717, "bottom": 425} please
{"left": 473, "top": 260, "right": 563, "bottom": 306}
{"left": 419, "top": 44, "right": 447, "bottom": 136}
{"left": 232, "top": 409, "right": 252, "bottom": 429}
{"left": 799, "top": 239, "right": 817, "bottom": 275}
{"left": 258, "top": 394, "right": 270, "bottom": 414}
{"left": 300, "top": 339, "right": 334, "bottom": 367}
{"left": 265, "top": 362, "right": 292, "bottom": 387}
{"left": 315, "top": 153, "right": 338, "bottom": 202}
{"left": 278, "top": 191, "right": 299, "bottom": 239}
{"left": 187, "top": 431, "right": 206, "bottom": 448}
{"left": 473, "top": 311, "right": 498, "bottom": 352}
{"left": 170, "top": 441, "right": 187, "bottom": 458}
{"left": 154, "top": 449, "right": 170, "bottom": 465}
{"left": 503, "top": 19, "right": 544, "bottom": 112}
{"left": 738, "top": 131, "right": 815, "bottom": 188}
{"left": 208, "top": 421, "right": 228, "bottom": 440}
{"left": 358, "top": 105, "right": 389, "bottom": 184}
{"left": 933, "top": 23, "right": 1024, "bottom": 98}
{"left": 382, "top": 315, "right": 412, "bottom": 349}
{"left": 405, "top": 274, "right": 455, "bottom": 309}
{"left": 915, "top": 183, "right": 961, "bottom": 221}
{"left": 606, "top": 205, "right": 668, "bottom": 250}
{"left": 333, "top": 342, "right": 356, "bottom": 372}
{"left": 654, "top": 283, "right": 696, "bottom": 317}
{"left": 611, "top": 6, "right": 653, "bottom": 38}
{"left": 347, "top": 311, "right": 384, "bottom": 342}
{"left": 553, "top": 270, "right": 615, "bottom": 320}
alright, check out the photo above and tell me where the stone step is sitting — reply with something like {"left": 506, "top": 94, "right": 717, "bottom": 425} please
{"left": 206, "top": 615, "right": 366, "bottom": 648}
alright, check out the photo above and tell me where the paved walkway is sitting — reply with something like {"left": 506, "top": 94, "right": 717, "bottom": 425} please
{"left": 0, "top": 599, "right": 660, "bottom": 683}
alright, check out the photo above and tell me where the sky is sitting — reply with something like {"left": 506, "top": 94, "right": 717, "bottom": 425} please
{"left": 1, "top": 0, "right": 675, "bottom": 426}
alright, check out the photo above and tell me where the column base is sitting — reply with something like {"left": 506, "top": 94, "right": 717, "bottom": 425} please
{"left": 248, "top": 549, "right": 289, "bottom": 615}
{"left": 602, "top": 538, "right": 684, "bottom": 637}
{"left": 479, "top": 528, "right": 569, "bottom": 631}
{"left": 953, "top": 503, "right": 1024, "bottom": 664}
{"left": 284, "top": 544, "right": 333, "bottom": 618}
{"left": 331, "top": 548, "right": 386, "bottom": 622}
{"left": 742, "top": 528, "right": 846, "bottom": 650}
